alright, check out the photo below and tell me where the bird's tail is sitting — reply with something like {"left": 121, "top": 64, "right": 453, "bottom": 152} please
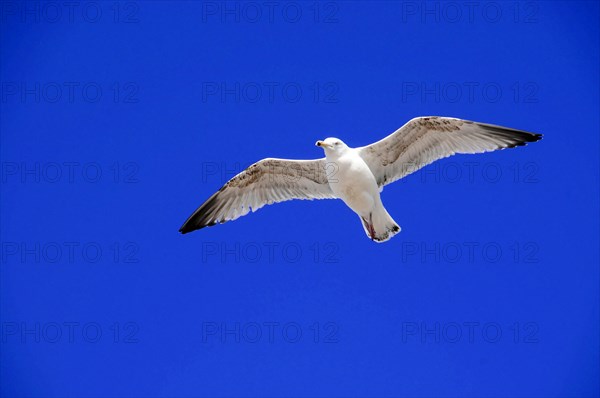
{"left": 359, "top": 206, "right": 401, "bottom": 243}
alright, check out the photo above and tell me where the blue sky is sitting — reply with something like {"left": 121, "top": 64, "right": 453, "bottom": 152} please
{"left": 1, "top": 1, "right": 599, "bottom": 397}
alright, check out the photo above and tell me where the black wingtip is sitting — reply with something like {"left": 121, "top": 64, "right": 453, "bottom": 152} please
{"left": 179, "top": 188, "right": 224, "bottom": 235}
{"left": 178, "top": 224, "right": 202, "bottom": 235}
{"left": 520, "top": 132, "right": 543, "bottom": 143}
{"left": 178, "top": 214, "right": 203, "bottom": 234}
{"left": 474, "top": 121, "right": 542, "bottom": 148}
{"left": 179, "top": 219, "right": 211, "bottom": 234}
{"left": 178, "top": 224, "right": 192, "bottom": 234}
{"left": 507, "top": 132, "right": 542, "bottom": 148}
{"left": 178, "top": 225, "right": 189, "bottom": 234}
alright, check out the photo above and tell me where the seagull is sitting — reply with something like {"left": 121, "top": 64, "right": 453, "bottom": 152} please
{"left": 179, "top": 116, "right": 541, "bottom": 242}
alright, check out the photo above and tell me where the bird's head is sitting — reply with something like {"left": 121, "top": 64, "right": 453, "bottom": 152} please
{"left": 315, "top": 137, "right": 349, "bottom": 157}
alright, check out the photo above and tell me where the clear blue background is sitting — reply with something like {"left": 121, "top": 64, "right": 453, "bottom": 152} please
{"left": 1, "top": 1, "right": 598, "bottom": 397}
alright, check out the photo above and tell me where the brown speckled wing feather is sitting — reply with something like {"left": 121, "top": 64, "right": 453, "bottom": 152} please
{"left": 179, "top": 158, "right": 336, "bottom": 233}
{"left": 358, "top": 117, "right": 542, "bottom": 187}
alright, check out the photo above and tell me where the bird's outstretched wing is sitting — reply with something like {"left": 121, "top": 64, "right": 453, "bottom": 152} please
{"left": 358, "top": 117, "right": 542, "bottom": 187}
{"left": 179, "top": 158, "right": 336, "bottom": 233}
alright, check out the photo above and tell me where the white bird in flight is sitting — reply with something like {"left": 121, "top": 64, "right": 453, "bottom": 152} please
{"left": 180, "top": 116, "right": 541, "bottom": 242}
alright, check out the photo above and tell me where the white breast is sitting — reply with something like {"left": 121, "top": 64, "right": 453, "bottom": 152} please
{"left": 327, "top": 150, "right": 380, "bottom": 215}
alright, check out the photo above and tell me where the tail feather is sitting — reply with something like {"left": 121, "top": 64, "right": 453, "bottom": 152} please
{"left": 359, "top": 206, "right": 401, "bottom": 243}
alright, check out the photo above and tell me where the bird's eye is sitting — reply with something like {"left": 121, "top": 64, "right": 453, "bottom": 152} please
{"left": 335, "top": 142, "right": 340, "bottom": 146}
